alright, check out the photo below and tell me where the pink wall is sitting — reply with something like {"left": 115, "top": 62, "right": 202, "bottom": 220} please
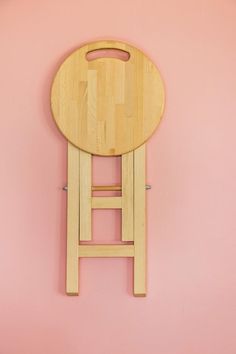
{"left": 1, "top": 1, "right": 236, "bottom": 353}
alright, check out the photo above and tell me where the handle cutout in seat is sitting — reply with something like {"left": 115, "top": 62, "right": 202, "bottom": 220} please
{"left": 86, "top": 48, "right": 130, "bottom": 62}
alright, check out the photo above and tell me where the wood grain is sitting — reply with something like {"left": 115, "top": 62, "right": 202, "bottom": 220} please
{"left": 92, "top": 185, "right": 121, "bottom": 191}
{"left": 79, "top": 245, "right": 134, "bottom": 258}
{"left": 122, "top": 151, "right": 134, "bottom": 241}
{"left": 79, "top": 150, "right": 92, "bottom": 241}
{"left": 133, "top": 144, "right": 146, "bottom": 296}
{"left": 66, "top": 143, "right": 79, "bottom": 295}
{"left": 51, "top": 40, "right": 165, "bottom": 156}
{"left": 92, "top": 196, "right": 122, "bottom": 209}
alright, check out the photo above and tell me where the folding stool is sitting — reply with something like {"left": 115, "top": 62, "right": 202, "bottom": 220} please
{"left": 50, "top": 40, "right": 165, "bottom": 296}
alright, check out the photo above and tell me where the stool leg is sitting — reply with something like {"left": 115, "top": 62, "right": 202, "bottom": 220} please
{"left": 66, "top": 143, "right": 80, "bottom": 295}
{"left": 79, "top": 150, "right": 92, "bottom": 241}
{"left": 122, "top": 151, "right": 134, "bottom": 241}
{"left": 134, "top": 144, "right": 146, "bottom": 296}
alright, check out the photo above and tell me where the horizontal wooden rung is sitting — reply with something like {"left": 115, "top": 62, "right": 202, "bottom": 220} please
{"left": 92, "top": 185, "right": 121, "bottom": 191}
{"left": 63, "top": 184, "right": 151, "bottom": 191}
{"left": 92, "top": 197, "right": 122, "bottom": 209}
{"left": 78, "top": 245, "right": 134, "bottom": 258}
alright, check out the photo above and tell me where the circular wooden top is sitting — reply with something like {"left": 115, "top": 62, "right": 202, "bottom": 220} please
{"left": 51, "top": 40, "right": 165, "bottom": 156}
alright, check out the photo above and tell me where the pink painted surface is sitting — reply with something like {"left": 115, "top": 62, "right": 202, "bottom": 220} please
{"left": 0, "top": 0, "right": 236, "bottom": 353}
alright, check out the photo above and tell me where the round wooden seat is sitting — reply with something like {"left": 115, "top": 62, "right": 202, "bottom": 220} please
{"left": 51, "top": 40, "right": 165, "bottom": 156}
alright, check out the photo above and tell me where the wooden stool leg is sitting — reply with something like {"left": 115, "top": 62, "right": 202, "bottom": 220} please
{"left": 122, "top": 151, "right": 134, "bottom": 241}
{"left": 66, "top": 143, "right": 80, "bottom": 295}
{"left": 134, "top": 144, "right": 146, "bottom": 296}
{"left": 79, "top": 150, "right": 92, "bottom": 241}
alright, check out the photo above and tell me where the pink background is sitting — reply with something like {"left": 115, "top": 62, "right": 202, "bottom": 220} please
{"left": 1, "top": 1, "right": 236, "bottom": 353}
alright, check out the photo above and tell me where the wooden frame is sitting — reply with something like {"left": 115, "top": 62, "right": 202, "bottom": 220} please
{"left": 66, "top": 143, "right": 146, "bottom": 296}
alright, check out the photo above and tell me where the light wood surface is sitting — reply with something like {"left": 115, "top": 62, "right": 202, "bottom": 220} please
{"left": 79, "top": 245, "right": 134, "bottom": 258}
{"left": 92, "top": 185, "right": 121, "bottom": 191}
{"left": 133, "top": 144, "right": 146, "bottom": 296}
{"left": 92, "top": 196, "right": 122, "bottom": 209}
{"left": 66, "top": 143, "right": 80, "bottom": 295}
{"left": 122, "top": 151, "right": 134, "bottom": 241}
{"left": 64, "top": 184, "right": 151, "bottom": 191}
{"left": 66, "top": 144, "right": 147, "bottom": 295}
{"left": 79, "top": 150, "right": 92, "bottom": 241}
{"left": 51, "top": 40, "right": 165, "bottom": 156}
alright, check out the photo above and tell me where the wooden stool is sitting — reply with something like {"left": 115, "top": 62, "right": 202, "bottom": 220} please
{"left": 51, "top": 40, "right": 165, "bottom": 296}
